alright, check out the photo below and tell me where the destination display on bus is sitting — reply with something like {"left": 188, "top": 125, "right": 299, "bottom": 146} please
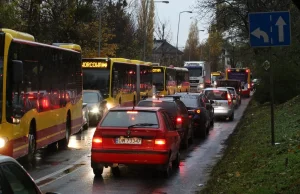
{"left": 152, "top": 68, "right": 162, "bottom": 73}
{"left": 82, "top": 61, "right": 108, "bottom": 68}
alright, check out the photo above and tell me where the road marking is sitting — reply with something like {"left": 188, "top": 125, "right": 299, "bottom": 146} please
{"left": 35, "top": 153, "right": 89, "bottom": 187}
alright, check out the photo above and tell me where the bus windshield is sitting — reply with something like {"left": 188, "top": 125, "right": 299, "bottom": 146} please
{"left": 228, "top": 72, "right": 248, "bottom": 83}
{"left": 83, "top": 69, "right": 110, "bottom": 99}
{"left": 152, "top": 72, "right": 164, "bottom": 91}
{"left": 188, "top": 68, "right": 202, "bottom": 77}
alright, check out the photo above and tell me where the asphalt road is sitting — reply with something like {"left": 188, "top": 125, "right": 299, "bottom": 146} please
{"left": 20, "top": 97, "right": 251, "bottom": 194}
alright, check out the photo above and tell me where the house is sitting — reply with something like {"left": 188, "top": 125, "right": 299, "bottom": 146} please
{"left": 152, "top": 39, "right": 184, "bottom": 66}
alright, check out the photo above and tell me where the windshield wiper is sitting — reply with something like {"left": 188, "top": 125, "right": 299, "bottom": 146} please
{"left": 128, "top": 123, "right": 158, "bottom": 128}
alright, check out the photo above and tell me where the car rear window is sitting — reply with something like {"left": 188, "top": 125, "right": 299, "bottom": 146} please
{"left": 205, "top": 90, "right": 228, "bottom": 100}
{"left": 137, "top": 101, "right": 177, "bottom": 116}
{"left": 178, "top": 96, "right": 198, "bottom": 108}
{"left": 100, "top": 111, "right": 159, "bottom": 128}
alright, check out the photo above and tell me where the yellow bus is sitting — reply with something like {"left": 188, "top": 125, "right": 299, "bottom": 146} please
{"left": 0, "top": 29, "right": 83, "bottom": 159}
{"left": 82, "top": 58, "right": 152, "bottom": 109}
{"left": 174, "top": 67, "right": 190, "bottom": 92}
{"left": 226, "top": 67, "right": 251, "bottom": 97}
{"left": 152, "top": 66, "right": 176, "bottom": 96}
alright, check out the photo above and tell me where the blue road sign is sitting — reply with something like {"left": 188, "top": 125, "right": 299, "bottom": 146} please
{"left": 249, "top": 11, "right": 291, "bottom": 47}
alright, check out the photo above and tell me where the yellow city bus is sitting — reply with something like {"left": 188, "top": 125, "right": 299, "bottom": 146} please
{"left": 226, "top": 67, "right": 251, "bottom": 97}
{"left": 152, "top": 66, "right": 176, "bottom": 96}
{"left": 174, "top": 67, "right": 190, "bottom": 92}
{"left": 0, "top": 29, "right": 83, "bottom": 159}
{"left": 82, "top": 58, "right": 152, "bottom": 109}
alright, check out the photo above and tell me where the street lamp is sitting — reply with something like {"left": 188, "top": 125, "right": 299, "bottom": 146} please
{"left": 176, "top": 10, "right": 192, "bottom": 63}
{"left": 143, "top": 0, "right": 169, "bottom": 61}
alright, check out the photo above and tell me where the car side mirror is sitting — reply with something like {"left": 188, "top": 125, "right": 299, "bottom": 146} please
{"left": 210, "top": 100, "right": 214, "bottom": 104}
{"left": 12, "top": 60, "right": 23, "bottom": 84}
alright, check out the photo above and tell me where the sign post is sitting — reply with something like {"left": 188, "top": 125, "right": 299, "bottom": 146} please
{"left": 249, "top": 11, "right": 291, "bottom": 146}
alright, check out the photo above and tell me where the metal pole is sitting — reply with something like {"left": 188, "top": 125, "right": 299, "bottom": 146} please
{"left": 98, "top": 1, "right": 102, "bottom": 57}
{"left": 270, "top": 55, "right": 275, "bottom": 146}
{"left": 175, "top": 13, "right": 181, "bottom": 62}
{"left": 143, "top": 0, "right": 149, "bottom": 61}
{"left": 136, "top": 64, "right": 141, "bottom": 104}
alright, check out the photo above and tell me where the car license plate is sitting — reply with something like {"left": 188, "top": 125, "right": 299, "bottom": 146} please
{"left": 115, "top": 137, "right": 142, "bottom": 145}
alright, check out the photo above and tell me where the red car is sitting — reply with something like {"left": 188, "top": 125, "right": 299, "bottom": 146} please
{"left": 91, "top": 106, "right": 181, "bottom": 178}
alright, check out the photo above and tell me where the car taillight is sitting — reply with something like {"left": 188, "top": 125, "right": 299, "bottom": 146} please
{"left": 92, "top": 137, "right": 103, "bottom": 148}
{"left": 176, "top": 117, "right": 183, "bottom": 129}
{"left": 155, "top": 139, "right": 166, "bottom": 145}
{"left": 195, "top": 109, "right": 201, "bottom": 114}
{"left": 154, "top": 138, "right": 167, "bottom": 150}
{"left": 227, "top": 93, "right": 232, "bottom": 105}
{"left": 248, "top": 84, "right": 250, "bottom": 89}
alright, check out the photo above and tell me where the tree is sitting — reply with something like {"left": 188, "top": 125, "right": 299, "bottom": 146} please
{"left": 206, "top": 23, "right": 223, "bottom": 71}
{"left": 183, "top": 20, "right": 200, "bottom": 61}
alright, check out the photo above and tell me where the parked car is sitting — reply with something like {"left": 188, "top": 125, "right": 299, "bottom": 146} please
{"left": 0, "top": 155, "right": 59, "bottom": 194}
{"left": 83, "top": 90, "right": 108, "bottom": 125}
{"left": 91, "top": 107, "right": 181, "bottom": 178}
{"left": 222, "top": 87, "right": 241, "bottom": 108}
{"left": 173, "top": 92, "right": 214, "bottom": 138}
{"left": 81, "top": 103, "right": 89, "bottom": 131}
{"left": 137, "top": 96, "right": 193, "bottom": 149}
{"left": 202, "top": 88, "right": 235, "bottom": 121}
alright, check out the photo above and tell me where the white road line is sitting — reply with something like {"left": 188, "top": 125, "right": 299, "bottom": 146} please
{"left": 35, "top": 153, "right": 90, "bottom": 186}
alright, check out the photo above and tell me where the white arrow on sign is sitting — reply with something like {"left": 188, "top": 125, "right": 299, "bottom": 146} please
{"left": 251, "top": 28, "right": 269, "bottom": 43}
{"left": 275, "top": 16, "right": 286, "bottom": 42}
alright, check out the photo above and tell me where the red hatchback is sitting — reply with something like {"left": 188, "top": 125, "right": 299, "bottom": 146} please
{"left": 91, "top": 107, "right": 181, "bottom": 178}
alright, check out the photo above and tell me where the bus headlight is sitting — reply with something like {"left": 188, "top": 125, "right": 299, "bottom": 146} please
{"left": 90, "top": 107, "right": 100, "bottom": 114}
{"left": 0, "top": 137, "right": 8, "bottom": 148}
{"left": 106, "top": 103, "right": 112, "bottom": 110}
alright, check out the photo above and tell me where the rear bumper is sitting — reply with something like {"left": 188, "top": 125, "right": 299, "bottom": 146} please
{"left": 242, "top": 90, "right": 250, "bottom": 96}
{"left": 214, "top": 108, "right": 233, "bottom": 117}
{"left": 91, "top": 149, "right": 169, "bottom": 165}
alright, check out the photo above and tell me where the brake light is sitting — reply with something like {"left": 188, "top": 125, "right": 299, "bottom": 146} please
{"left": 93, "top": 137, "right": 102, "bottom": 143}
{"left": 195, "top": 109, "right": 201, "bottom": 114}
{"left": 42, "top": 99, "right": 49, "bottom": 108}
{"left": 153, "top": 100, "right": 162, "bottom": 102}
{"left": 246, "top": 69, "right": 249, "bottom": 73}
{"left": 248, "top": 84, "right": 250, "bottom": 89}
{"left": 227, "top": 93, "right": 232, "bottom": 105}
{"left": 155, "top": 139, "right": 166, "bottom": 145}
{"left": 127, "top": 111, "right": 138, "bottom": 114}
{"left": 176, "top": 117, "right": 183, "bottom": 129}
{"left": 227, "top": 69, "right": 230, "bottom": 72}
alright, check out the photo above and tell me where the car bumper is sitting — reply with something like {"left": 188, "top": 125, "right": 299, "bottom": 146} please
{"left": 214, "top": 108, "right": 233, "bottom": 117}
{"left": 91, "top": 149, "right": 169, "bottom": 165}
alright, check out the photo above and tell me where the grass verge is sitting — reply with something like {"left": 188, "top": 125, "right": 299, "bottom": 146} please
{"left": 199, "top": 95, "right": 300, "bottom": 194}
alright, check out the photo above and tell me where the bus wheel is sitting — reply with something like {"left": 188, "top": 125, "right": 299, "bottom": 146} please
{"left": 59, "top": 113, "right": 71, "bottom": 149}
{"left": 27, "top": 121, "right": 36, "bottom": 162}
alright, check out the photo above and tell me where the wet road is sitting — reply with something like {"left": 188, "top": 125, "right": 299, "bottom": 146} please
{"left": 20, "top": 98, "right": 251, "bottom": 194}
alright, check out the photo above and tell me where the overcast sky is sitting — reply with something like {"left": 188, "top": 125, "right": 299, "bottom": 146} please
{"left": 153, "top": 0, "right": 209, "bottom": 50}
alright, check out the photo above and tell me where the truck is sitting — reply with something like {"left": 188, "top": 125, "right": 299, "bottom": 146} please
{"left": 184, "top": 61, "right": 211, "bottom": 92}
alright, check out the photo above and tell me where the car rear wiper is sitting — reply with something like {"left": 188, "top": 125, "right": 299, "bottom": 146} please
{"left": 128, "top": 123, "right": 158, "bottom": 128}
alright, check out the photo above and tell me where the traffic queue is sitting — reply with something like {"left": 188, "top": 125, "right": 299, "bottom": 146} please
{"left": 88, "top": 70, "right": 248, "bottom": 179}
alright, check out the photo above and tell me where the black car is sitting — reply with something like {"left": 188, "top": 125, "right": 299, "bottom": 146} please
{"left": 137, "top": 96, "right": 193, "bottom": 149}
{"left": 83, "top": 90, "right": 108, "bottom": 125}
{"left": 173, "top": 93, "right": 214, "bottom": 138}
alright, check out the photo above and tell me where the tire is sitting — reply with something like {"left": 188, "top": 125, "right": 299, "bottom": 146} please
{"left": 172, "top": 152, "right": 180, "bottom": 169}
{"left": 188, "top": 129, "right": 194, "bottom": 144}
{"left": 229, "top": 112, "right": 234, "bottom": 121}
{"left": 210, "top": 119, "right": 214, "bottom": 127}
{"left": 93, "top": 166, "right": 104, "bottom": 177}
{"left": 111, "top": 166, "right": 120, "bottom": 176}
{"left": 58, "top": 113, "right": 71, "bottom": 149}
{"left": 83, "top": 116, "right": 89, "bottom": 130}
{"left": 162, "top": 157, "right": 172, "bottom": 178}
{"left": 181, "top": 135, "right": 189, "bottom": 149}
{"left": 27, "top": 122, "right": 36, "bottom": 162}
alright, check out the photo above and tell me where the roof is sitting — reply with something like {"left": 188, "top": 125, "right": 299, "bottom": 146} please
{"left": 1, "top": 28, "right": 35, "bottom": 41}
{"left": 83, "top": 90, "right": 100, "bottom": 93}
{"left": 0, "top": 155, "right": 19, "bottom": 164}
{"left": 175, "top": 92, "right": 202, "bottom": 96}
{"left": 153, "top": 39, "right": 184, "bottom": 55}
{"left": 109, "top": 106, "right": 162, "bottom": 111}
{"left": 204, "top": 87, "right": 228, "bottom": 91}
{"left": 139, "top": 97, "right": 176, "bottom": 102}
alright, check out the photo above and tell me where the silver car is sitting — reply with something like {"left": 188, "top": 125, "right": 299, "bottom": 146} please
{"left": 203, "top": 88, "right": 235, "bottom": 121}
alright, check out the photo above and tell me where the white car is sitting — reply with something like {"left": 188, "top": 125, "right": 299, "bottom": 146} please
{"left": 203, "top": 88, "right": 235, "bottom": 121}
{"left": 0, "top": 155, "right": 59, "bottom": 194}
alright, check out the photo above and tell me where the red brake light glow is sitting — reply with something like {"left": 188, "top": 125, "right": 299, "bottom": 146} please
{"left": 127, "top": 111, "right": 138, "bottom": 114}
{"left": 152, "top": 100, "right": 162, "bottom": 103}
{"left": 227, "top": 69, "right": 231, "bottom": 72}
{"left": 155, "top": 139, "right": 166, "bottom": 145}
{"left": 246, "top": 69, "right": 249, "bottom": 73}
{"left": 93, "top": 137, "right": 102, "bottom": 143}
{"left": 176, "top": 117, "right": 182, "bottom": 123}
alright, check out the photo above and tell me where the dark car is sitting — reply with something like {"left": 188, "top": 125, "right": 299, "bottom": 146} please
{"left": 216, "top": 79, "right": 242, "bottom": 96}
{"left": 137, "top": 96, "right": 193, "bottom": 149}
{"left": 0, "top": 155, "right": 59, "bottom": 194}
{"left": 83, "top": 90, "right": 108, "bottom": 125}
{"left": 173, "top": 93, "right": 214, "bottom": 138}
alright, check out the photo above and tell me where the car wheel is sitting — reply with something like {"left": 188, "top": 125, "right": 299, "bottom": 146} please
{"left": 210, "top": 118, "right": 214, "bottom": 126}
{"left": 93, "top": 166, "right": 104, "bottom": 177}
{"left": 58, "top": 113, "right": 71, "bottom": 149}
{"left": 162, "top": 158, "right": 172, "bottom": 178}
{"left": 83, "top": 116, "right": 89, "bottom": 130}
{"left": 229, "top": 112, "right": 234, "bottom": 121}
{"left": 181, "top": 135, "right": 189, "bottom": 149}
{"left": 188, "top": 129, "right": 194, "bottom": 144}
{"left": 27, "top": 122, "right": 36, "bottom": 162}
{"left": 111, "top": 166, "right": 120, "bottom": 177}
{"left": 172, "top": 152, "right": 180, "bottom": 169}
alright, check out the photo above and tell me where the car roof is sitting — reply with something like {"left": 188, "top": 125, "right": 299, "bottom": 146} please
{"left": 175, "top": 92, "right": 201, "bottom": 96}
{"left": 83, "top": 90, "right": 100, "bottom": 93}
{"left": 204, "top": 87, "right": 228, "bottom": 91}
{"left": 109, "top": 106, "right": 163, "bottom": 112}
{"left": 0, "top": 155, "right": 19, "bottom": 164}
{"left": 140, "top": 97, "right": 176, "bottom": 102}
